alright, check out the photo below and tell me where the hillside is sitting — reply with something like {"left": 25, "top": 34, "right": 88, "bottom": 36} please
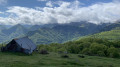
{"left": 0, "top": 24, "right": 28, "bottom": 43}
{"left": 27, "top": 28, "right": 65, "bottom": 44}
{"left": 2, "top": 24, "right": 28, "bottom": 35}
{"left": 27, "top": 22, "right": 108, "bottom": 44}
{"left": 88, "top": 22, "right": 120, "bottom": 41}
{"left": 89, "top": 29, "right": 120, "bottom": 41}
{"left": 27, "top": 28, "right": 83, "bottom": 44}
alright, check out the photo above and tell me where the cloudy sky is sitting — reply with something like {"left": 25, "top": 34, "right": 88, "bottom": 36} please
{"left": 0, "top": 0, "right": 120, "bottom": 25}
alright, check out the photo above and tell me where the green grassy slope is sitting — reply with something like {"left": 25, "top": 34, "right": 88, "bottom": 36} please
{"left": 89, "top": 29, "right": 120, "bottom": 41}
{"left": 84, "top": 22, "right": 120, "bottom": 41}
{"left": 0, "top": 52, "right": 120, "bottom": 67}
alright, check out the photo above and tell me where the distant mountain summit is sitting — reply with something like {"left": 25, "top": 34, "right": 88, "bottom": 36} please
{"left": 0, "top": 24, "right": 28, "bottom": 43}
{"left": 2, "top": 24, "right": 28, "bottom": 35}
{"left": 29, "top": 23, "right": 58, "bottom": 31}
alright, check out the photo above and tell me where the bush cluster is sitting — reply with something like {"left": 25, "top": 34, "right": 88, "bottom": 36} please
{"left": 38, "top": 38, "right": 120, "bottom": 58}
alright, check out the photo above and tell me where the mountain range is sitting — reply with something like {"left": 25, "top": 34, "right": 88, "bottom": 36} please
{"left": 0, "top": 21, "right": 119, "bottom": 44}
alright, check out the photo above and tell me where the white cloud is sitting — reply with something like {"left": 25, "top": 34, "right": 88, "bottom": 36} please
{"left": 0, "top": 0, "right": 120, "bottom": 25}
{"left": 0, "top": 0, "right": 7, "bottom": 5}
{"left": 46, "top": 1, "right": 53, "bottom": 7}
{"left": 0, "top": 11, "right": 4, "bottom": 14}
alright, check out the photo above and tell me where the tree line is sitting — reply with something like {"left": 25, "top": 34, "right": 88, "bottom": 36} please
{"left": 38, "top": 38, "right": 120, "bottom": 58}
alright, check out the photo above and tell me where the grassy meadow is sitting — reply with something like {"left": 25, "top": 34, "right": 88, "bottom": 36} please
{"left": 0, "top": 52, "right": 120, "bottom": 67}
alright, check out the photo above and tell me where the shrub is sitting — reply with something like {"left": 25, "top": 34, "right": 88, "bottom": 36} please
{"left": 82, "top": 48, "right": 90, "bottom": 55}
{"left": 78, "top": 55, "right": 85, "bottom": 58}
{"left": 107, "top": 47, "right": 119, "bottom": 58}
{"left": 89, "top": 43, "right": 107, "bottom": 56}
{"left": 97, "top": 51, "right": 106, "bottom": 56}
{"left": 67, "top": 44, "right": 80, "bottom": 54}
{"left": 40, "top": 49, "right": 49, "bottom": 54}
{"left": 78, "top": 42, "right": 91, "bottom": 51}
{"left": 61, "top": 55, "right": 69, "bottom": 58}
